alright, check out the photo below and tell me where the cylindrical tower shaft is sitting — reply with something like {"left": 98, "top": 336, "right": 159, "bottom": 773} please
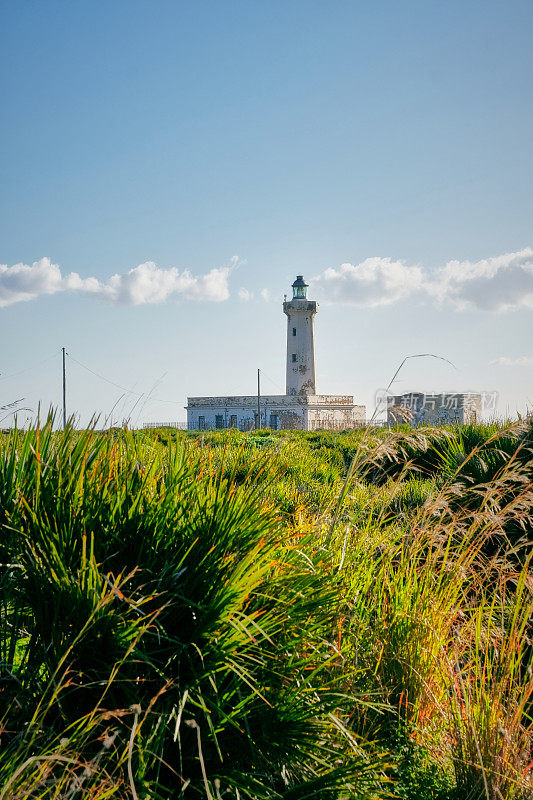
{"left": 283, "top": 276, "right": 317, "bottom": 396}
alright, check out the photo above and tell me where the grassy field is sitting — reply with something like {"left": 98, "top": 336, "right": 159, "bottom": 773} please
{"left": 0, "top": 418, "right": 532, "bottom": 799}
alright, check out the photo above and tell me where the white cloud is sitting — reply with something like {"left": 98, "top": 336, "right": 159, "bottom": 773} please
{"left": 429, "top": 248, "right": 533, "bottom": 311}
{"left": 0, "top": 258, "right": 64, "bottom": 306}
{"left": 238, "top": 287, "right": 253, "bottom": 302}
{"left": 490, "top": 356, "right": 533, "bottom": 367}
{"left": 312, "top": 257, "right": 424, "bottom": 307}
{"left": 311, "top": 248, "right": 533, "bottom": 311}
{"left": 3, "top": 250, "right": 532, "bottom": 313}
{"left": 0, "top": 257, "right": 235, "bottom": 307}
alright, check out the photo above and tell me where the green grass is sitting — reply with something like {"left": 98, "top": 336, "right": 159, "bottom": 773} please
{"left": 0, "top": 416, "right": 532, "bottom": 798}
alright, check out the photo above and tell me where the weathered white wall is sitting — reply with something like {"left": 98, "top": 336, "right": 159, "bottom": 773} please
{"left": 307, "top": 404, "right": 366, "bottom": 430}
{"left": 186, "top": 395, "right": 306, "bottom": 431}
{"left": 387, "top": 393, "right": 482, "bottom": 425}
{"left": 187, "top": 394, "right": 365, "bottom": 431}
{"left": 283, "top": 300, "right": 317, "bottom": 396}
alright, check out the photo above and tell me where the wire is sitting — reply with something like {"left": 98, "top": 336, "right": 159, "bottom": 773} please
{"left": 0, "top": 352, "right": 59, "bottom": 382}
{"left": 67, "top": 354, "right": 143, "bottom": 395}
{"left": 67, "top": 354, "right": 183, "bottom": 405}
{"left": 258, "top": 368, "right": 285, "bottom": 394}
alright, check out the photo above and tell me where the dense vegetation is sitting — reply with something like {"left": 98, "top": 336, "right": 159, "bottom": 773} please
{"left": 0, "top": 418, "right": 532, "bottom": 799}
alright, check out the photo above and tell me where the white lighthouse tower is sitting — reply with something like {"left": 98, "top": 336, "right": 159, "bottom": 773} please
{"left": 283, "top": 276, "right": 317, "bottom": 396}
{"left": 186, "top": 275, "right": 365, "bottom": 431}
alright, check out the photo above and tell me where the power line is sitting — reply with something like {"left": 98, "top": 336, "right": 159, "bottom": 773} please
{"left": 258, "top": 368, "right": 285, "bottom": 394}
{"left": 66, "top": 354, "right": 183, "bottom": 404}
{"left": 0, "top": 352, "right": 58, "bottom": 382}
{"left": 67, "top": 354, "right": 142, "bottom": 395}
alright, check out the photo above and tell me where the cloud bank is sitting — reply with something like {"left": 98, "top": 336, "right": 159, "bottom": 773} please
{"left": 2, "top": 249, "right": 532, "bottom": 312}
{"left": 429, "top": 249, "right": 533, "bottom": 311}
{"left": 0, "top": 257, "right": 236, "bottom": 307}
{"left": 312, "top": 248, "right": 533, "bottom": 311}
{"left": 312, "top": 258, "right": 424, "bottom": 307}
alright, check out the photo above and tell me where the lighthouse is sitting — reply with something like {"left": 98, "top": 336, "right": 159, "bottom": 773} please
{"left": 283, "top": 276, "right": 317, "bottom": 396}
{"left": 186, "top": 275, "right": 365, "bottom": 431}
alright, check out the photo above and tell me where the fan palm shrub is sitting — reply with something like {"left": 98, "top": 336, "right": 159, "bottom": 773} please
{"left": 0, "top": 418, "right": 389, "bottom": 799}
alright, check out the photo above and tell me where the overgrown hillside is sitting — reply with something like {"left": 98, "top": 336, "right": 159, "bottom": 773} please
{"left": 0, "top": 419, "right": 532, "bottom": 799}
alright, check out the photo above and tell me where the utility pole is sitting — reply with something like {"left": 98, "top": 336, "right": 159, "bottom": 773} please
{"left": 257, "top": 368, "right": 261, "bottom": 429}
{"left": 62, "top": 347, "right": 67, "bottom": 430}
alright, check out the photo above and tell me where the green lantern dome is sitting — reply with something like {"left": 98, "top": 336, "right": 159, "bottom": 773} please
{"left": 291, "top": 275, "right": 308, "bottom": 300}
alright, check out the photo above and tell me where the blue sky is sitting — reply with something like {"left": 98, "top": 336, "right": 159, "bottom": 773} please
{"left": 1, "top": 0, "right": 532, "bottom": 425}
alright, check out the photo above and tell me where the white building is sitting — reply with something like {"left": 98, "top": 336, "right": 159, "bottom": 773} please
{"left": 387, "top": 392, "right": 482, "bottom": 426}
{"left": 186, "top": 276, "right": 366, "bottom": 431}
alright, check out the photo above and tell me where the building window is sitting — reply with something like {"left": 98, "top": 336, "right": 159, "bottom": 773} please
{"left": 215, "top": 415, "right": 224, "bottom": 429}
{"left": 292, "top": 353, "right": 297, "bottom": 362}
{"left": 198, "top": 416, "right": 206, "bottom": 430}
{"left": 229, "top": 414, "right": 237, "bottom": 428}
{"left": 270, "top": 414, "right": 278, "bottom": 430}
{"left": 292, "top": 327, "right": 296, "bottom": 336}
